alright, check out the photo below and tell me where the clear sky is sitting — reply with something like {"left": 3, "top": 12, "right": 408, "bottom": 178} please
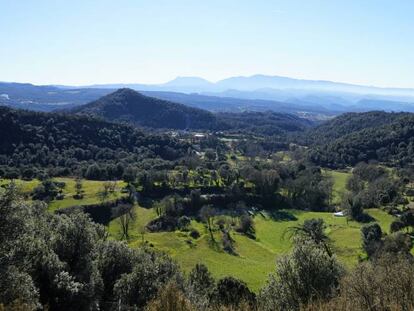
{"left": 1, "top": 0, "right": 413, "bottom": 87}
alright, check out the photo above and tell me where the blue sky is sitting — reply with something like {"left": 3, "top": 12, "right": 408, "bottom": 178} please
{"left": 1, "top": 0, "right": 413, "bottom": 87}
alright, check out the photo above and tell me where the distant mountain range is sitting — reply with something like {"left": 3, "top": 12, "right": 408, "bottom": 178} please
{"left": 1, "top": 74, "right": 414, "bottom": 116}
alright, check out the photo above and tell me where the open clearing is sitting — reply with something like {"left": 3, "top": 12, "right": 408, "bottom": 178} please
{"left": 108, "top": 206, "right": 394, "bottom": 291}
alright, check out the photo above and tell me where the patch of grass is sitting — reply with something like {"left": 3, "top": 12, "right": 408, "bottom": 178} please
{"left": 324, "top": 169, "right": 351, "bottom": 205}
{"left": 0, "top": 178, "right": 40, "bottom": 194}
{"left": 48, "top": 178, "right": 127, "bottom": 212}
{"left": 108, "top": 206, "right": 395, "bottom": 292}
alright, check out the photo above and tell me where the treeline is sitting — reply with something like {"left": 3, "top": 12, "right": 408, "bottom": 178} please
{"left": 0, "top": 106, "right": 190, "bottom": 180}
{"left": 2, "top": 185, "right": 414, "bottom": 311}
{"left": 216, "top": 111, "right": 313, "bottom": 136}
{"left": 303, "top": 111, "right": 414, "bottom": 168}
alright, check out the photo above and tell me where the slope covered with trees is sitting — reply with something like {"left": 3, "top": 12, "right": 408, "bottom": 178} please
{"left": 0, "top": 107, "right": 189, "bottom": 179}
{"left": 305, "top": 111, "right": 414, "bottom": 168}
{"left": 72, "top": 88, "right": 221, "bottom": 130}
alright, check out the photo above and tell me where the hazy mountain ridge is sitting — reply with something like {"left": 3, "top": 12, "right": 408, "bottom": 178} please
{"left": 2, "top": 74, "right": 414, "bottom": 115}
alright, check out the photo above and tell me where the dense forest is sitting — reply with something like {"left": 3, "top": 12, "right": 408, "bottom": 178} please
{"left": 0, "top": 106, "right": 190, "bottom": 179}
{"left": 304, "top": 111, "right": 414, "bottom": 168}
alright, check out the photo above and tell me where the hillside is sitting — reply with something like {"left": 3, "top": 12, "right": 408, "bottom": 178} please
{"left": 72, "top": 88, "right": 219, "bottom": 130}
{"left": 305, "top": 111, "right": 414, "bottom": 167}
{"left": 0, "top": 106, "right": 189, "bottom": 179}
{"left": 217, "top": 111, "right": 314, "bottom": 136}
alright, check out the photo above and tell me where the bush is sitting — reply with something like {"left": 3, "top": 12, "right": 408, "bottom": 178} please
{"left": 178, "top": 216, "right": 191, "bottom": 231}
{"left": 259, "top": 240, "right": 344, "bottom": 310}
{"left": 189, "top": 229, "right": 200, "bottom": 239}
{"left": 212, "top": 277, "right": 256, "bottom": 309}
{"left": 236, "top": 215, "right": 255, "bottom": 239}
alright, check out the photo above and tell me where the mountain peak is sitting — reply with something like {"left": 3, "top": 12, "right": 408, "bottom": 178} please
{"left": 72, "top": 88, "right": 217, "bottom": 130}
{"left": 163, "top": 76, "right": 213, "bottom": 87}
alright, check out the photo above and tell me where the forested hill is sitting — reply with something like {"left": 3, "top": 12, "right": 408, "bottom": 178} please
{"left": 217, "top": 111, "right": 314, "bottom": 136}
{"left": 305, "top": 111, "right": 414, "bottom": 168}
{"left": 71, "top": 88, "right": 315, "bottom": 135}
{"left": 302, "top": 111, "right": 409, "bottom": 144}
{"left": 72, "top": 88, "right": 220, "bottom": 130}
{"left": 0, "top": 106, "right": 189, "bottom": 179}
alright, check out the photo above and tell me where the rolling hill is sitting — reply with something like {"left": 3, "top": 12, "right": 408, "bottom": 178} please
{"left": 71, "top": 88, "right": 220, "bottom": 130}
{"left": 304, "top": 111, "right": 414, "bottom": 168}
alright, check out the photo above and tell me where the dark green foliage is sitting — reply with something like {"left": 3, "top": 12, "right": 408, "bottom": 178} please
{"left": 259, "top": 240, "right": 344, "bottom": 311}
{"left": 114, "top": 249, "right": 181, "bottom": 310}
{"left": 212, "top": 276, "right": 256, "bottom": 309}
{"left": 307, "top": 111, "right": 414, "bottom": 168}
{"left": 284, "top": 165, "right": 331, "bottom": 211}
{"left": 216, "top": 111, "right": 313, "bottom": 136}
{"left": 0, "top": 106, "right": 189, "bottom": 179}
{"left": 73, "top": 88, "right": 219, "bottom": 130}
{"left": 0, "top": 186, "right": 183, "bottom": 310}
{"left": 342, "top": 195, "right": 373, "bottom": 222}
{"left": 361, "top": 223, "right": 383, "bottom": 257}
{"left": 31, "top": 179, "right": 59, "bottom": 201}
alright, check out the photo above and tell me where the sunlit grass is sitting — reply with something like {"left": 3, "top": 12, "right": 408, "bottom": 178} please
{"left": 108, "top": 205, "right": 394, "bottom": 292}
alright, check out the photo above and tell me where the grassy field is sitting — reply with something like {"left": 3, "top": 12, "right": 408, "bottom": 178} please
{"left": 0, "top": 178, "right": 126, "bottom": 212}
{"left": 48, "top": 178, "right": 126, "bottom": 212}
{"left": 0, "top": 178, "right": 40, "bottom": 194}
{"left": 108, "top": 204, "right": 394, "bottom": 292}
{"left": 2, "top": 171, "right": 397, "bottom": 291}
{"left": 323, "top": 169, "right": 351, "bottom": 205}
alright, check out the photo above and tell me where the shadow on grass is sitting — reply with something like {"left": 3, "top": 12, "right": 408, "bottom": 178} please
{"left": 266, "top": 210, "right": 298, "bottom": 222}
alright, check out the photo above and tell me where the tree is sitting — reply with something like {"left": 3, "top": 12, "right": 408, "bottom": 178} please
{"left": 212, "top": 277, "right": 256, "bottom": 309}
{"left": 237, "top": 215, "right": 255, "bottom": 239}
{"left": 200, "top": 205, "right": 216, "bottom": 242}
{"left": 85, "top": 163, "right": 103, "bottom": 180}
{"left": 118, "top": 205, "right": 136, "bottom": 240}
{"left": 114, "top": 250, "right": 180, "bottom": 310}
{"left": 98, "top": 182, "right": 111, "bottom": 202}
{"left": 285, "top": 218, "right": 332, "bottom": 257}
{"left": 74, "top": 177, "right": 83, "bottom": 199}
{"left": 31, "top": 179, "right": 58, "bottom": 201}
{"left": 361, "top": 223, "right": 383, "bottom": 257}
{"left": 96, "top": 240, "right": 135, "bottom": 304}
{"left": 336, "top": 254, "right": 414, "bottom": 310}
{"left": 259, "top": 240, "right": 344, "bottom": 310}
{"left": 187, "top": 263, "right": 215, "bottom": 309}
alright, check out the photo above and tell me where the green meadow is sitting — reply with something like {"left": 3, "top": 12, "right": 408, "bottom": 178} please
{"left": 2, "top": 170, "right": 397, "bottom": 291}
{"left": 108, "top": 205, "right": 394, "bottom": 292}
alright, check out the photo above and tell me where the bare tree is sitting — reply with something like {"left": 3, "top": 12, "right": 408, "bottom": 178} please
{"left": 200, "top": 205, "right": 216, "bottom": 242}
{"left": 118, "top": 204, "right": 136, "bottom": 240}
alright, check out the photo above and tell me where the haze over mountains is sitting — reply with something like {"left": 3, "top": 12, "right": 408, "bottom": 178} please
{"left": 2, "top": 74, "right": 414, "bottom": 117}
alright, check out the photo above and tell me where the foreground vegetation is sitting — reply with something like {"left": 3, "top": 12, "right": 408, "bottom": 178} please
{"left": 2, "top": 185, "right": 413, "bottom": 310}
